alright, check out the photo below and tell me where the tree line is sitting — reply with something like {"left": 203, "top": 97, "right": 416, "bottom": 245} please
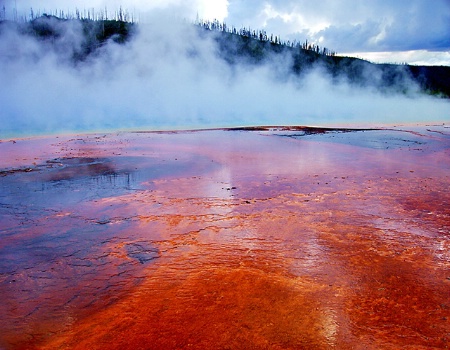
{"left": 1, "top": 6, "right": 336, "bottom": 57}
{"left": 0, "top": 6, "right": 138, "bottom": 23}
{"left": 195, "top": 18, "right": 337, "bottom": 57}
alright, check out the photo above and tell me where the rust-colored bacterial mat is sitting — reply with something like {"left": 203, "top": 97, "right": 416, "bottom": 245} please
{"left": 0, "top": 126, "right": 449, "bottom": 349}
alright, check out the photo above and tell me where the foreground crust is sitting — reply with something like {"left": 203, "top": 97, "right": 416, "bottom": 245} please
{"left": 0, "top": 126, "right": 449, "bottom": 349}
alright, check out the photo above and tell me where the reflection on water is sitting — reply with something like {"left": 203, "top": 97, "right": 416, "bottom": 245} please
{"left": 276, "top": 128, "right": 430, "bottom": 150}
{"left": 0, "top": 153, "right": 215, "bottom": 345}
{"left": 320, "top": 307, "right": 338, "bottom": 346}
{"left": 0, "top": 156, "right": 206, "bottom": 208}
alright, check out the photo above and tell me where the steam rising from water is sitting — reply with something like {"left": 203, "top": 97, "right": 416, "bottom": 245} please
{"left": 0, "top": 14, "right": 449, "bottom": 137}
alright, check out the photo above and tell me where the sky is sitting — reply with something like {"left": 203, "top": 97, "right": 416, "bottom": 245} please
{"left": 2, "top": 0, "right": 450, "bottom": 65}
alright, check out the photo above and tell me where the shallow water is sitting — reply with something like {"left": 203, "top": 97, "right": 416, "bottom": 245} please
{"left": 0, "top": 126, "right": 449, "bottom": 349}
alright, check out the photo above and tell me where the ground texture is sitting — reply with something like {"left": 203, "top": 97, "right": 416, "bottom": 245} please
{"left": 0, "top": 126, "right": 449, "bottom": 349}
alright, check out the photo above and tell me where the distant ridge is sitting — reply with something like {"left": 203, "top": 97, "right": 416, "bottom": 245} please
{"left": 1, "top": 14, "right": 449, "bottom": 98}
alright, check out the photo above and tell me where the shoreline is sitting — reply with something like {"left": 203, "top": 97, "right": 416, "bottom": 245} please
{"left": 1, "top": 121, "right": 448, "bottom": 142}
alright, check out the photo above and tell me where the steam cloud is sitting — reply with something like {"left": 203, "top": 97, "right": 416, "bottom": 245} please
{"left": 0, "top": 13, "right": 449, "bottom": 137}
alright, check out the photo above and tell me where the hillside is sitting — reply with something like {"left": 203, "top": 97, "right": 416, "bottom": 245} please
{"left": 1, "top": 15, "right": 449, "bottom": 98}
{"left": 207, "top": 28, "right": 450, "bottom": 98}
{"left": 0, "top": 15, "right": 135, "bottom": 60}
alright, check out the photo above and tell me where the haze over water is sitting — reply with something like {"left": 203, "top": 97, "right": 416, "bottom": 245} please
{"left": 1, "top": 12, "right": 449, "bottom": 138}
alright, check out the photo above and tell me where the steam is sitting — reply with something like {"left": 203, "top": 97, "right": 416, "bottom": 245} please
{"left": 0, "top": 14, "right": 449, "bottom": 138}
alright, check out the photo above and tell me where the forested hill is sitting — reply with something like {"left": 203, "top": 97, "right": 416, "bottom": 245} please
{"left": 207, "top": 27, "right": 450, "bottom": 98}
{"left": 2, "top": 15, "right": 449, "bottom": 98}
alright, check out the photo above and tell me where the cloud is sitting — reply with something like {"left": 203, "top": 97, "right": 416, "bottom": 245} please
{"left": 0, "top": 13, "right": 449, "bottom": 137}
{"left": 225, "top": 0, "right": 450, "bottom": 53}
{"left": 4, "top": 0, "right": 450, "bottom": 54}
{"left": 343, "top": 50, "right": 450, "bottom": 66}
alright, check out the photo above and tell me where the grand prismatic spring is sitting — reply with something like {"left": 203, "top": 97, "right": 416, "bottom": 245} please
{"left": 0, "top": 125, "right": 449, "bottom": 349}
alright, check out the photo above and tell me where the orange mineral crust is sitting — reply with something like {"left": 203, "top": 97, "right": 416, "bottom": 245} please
{"left": 0, "top": 126, "right": 449, "bottom": 349}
